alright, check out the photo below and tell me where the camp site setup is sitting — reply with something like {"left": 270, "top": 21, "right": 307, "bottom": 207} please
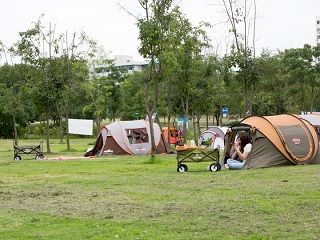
{"left": 85, "top": 120, "right": 172, "bottom": 156}
{"left": 225, "top": 114, "right": 320, "bottom": 169}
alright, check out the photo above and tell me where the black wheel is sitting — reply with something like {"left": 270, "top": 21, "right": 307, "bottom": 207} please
{"left": 217, "top": 163, "right": 222, "bottom": 171}
{"left": 14, "top": 155, "right": 21, "bottom": 161}
{"left": 209, "top": 163, "right": 221, "bottom": 172}
{"left": 177, "top": 164, "right": 188, "bottom": 172}
{"left": 35, "top": 154, "right": 44, "bottom": 160}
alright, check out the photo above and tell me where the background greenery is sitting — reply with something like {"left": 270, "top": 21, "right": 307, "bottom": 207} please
{"left": 0, "top": 139, "right": 319, "bottom": 239}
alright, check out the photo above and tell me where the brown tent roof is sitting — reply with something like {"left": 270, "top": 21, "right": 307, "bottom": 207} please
{"left": 242, "top": 114, "right": 318, "bottom": 164}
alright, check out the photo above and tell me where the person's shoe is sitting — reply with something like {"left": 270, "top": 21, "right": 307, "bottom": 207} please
{"left": 224, "top": 164, "right": 229, "bottom": 169}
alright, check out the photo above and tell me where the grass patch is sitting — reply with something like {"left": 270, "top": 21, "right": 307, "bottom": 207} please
{"left": 143, "top": 155, "right": 163, "bottom": 164}
{"left": 0, "top": 139, "right": 319, "bottom": 239}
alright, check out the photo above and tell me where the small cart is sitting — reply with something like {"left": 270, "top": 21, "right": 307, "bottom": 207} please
{"left": 176, "top": 146, "right": 221, "bottom": 172}
{"left": 13, "top": 141, "right": 44, "bottom": 161}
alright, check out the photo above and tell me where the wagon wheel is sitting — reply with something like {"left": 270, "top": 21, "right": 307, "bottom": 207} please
{"left": 35, "top": 154, "right": 44, "bottom": 160}
{"left": 177, "top": 164, "right": 188, "bottom": 173}
{"left": 209, "top": 163, "right": 221, "bottom": 172}
{"left": 14, "top": 155, "right": 21, "bottom": 161}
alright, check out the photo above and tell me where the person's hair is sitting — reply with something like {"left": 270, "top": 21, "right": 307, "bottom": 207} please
{"left": 239, "top": 134, "right": 251, "bottom": 150}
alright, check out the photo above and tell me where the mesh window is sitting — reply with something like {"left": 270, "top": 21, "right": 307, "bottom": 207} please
{"left": 126, "top": 128, "right": 149, "bottom": 144}
{"left": 277, "top": 125, "right": 311, "bottom": 159}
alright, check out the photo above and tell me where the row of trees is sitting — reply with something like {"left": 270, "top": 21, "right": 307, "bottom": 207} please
{"left": 1, "top": 1, "right": 320, "bottom": 153}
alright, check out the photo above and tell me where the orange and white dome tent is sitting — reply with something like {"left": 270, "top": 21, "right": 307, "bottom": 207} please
{"left": 225, "top": 114, "right": 320, "bottom": 169}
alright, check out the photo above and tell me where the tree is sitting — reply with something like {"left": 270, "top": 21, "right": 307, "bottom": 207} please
{"left": 171, "top": 18, "right": 210, "bottom": 141}
{"left": 283, "top": 44, "right": 320, "bottom": 112}
{"left": 120, "top": 72, "right": 145, "bottom": 120}
{"left": 14, "top": 20, "right": 65, "bottom": 153}
{"left": 0, "top": 42, "right": 30, "bottom": 144}
{"left": 137, "top": 0, "right": 177, "bottom": 154}
{"left": 222, "top": 0, "right": 258, "bottom": 115}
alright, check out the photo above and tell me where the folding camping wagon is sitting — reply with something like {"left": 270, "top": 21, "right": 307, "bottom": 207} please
{"left": 176, "top": 145, "right": 220, "bottom": 172}
{"left": 13, "top": 141, "right": 44, "bottom": 160}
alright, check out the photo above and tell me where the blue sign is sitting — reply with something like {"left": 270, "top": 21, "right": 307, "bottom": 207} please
{"left": 222, "top": 107, "right": 229, "bottom": 118}
{"left": 177, "top": 116, "right": 189, "bottom": 129}
{"left": 222, "top": 107, "right": 229, "bottom": 114}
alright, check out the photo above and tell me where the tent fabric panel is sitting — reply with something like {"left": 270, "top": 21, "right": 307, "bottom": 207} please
{"left": 108, "top": 121, "right": 133, "bottom": 154}
{"left": 155, "top": 134, "right": 167, "bottom": 154}
{"left": 244, "top": 137, "right": 293, "bottom": 169}
{"left": 242, "top": 116, "right": 292, "bottom": 161}
{"left": 118, "top": 120, "right": 149, "bottom": 129}
{"left": 276, "top": 125, "right": 313, "bottom": 163}
{"left": 299, "top": 119, "right": 319, "bottom": 161}
{"left": 152, "top": 123, "right": 162, "bottom": 146}
{"left": 206, "top": 128, "right": 224, "bottom": 138}
{"left": 299, "top": 114, "right": 320, "bottom": 126}
{"left": 206, "top": 127, "right": 227, "bottom": 138}
{"left": 265, "top": 114, "right": 304, "bottom": 125}
{"left": 102, "top": 136, "right": 129, "bottom": 155}
{"left": 310, "top": 143, "right": 320, "bottom": 164}
{"left": 84, "top": 133, "right": 103, "bottom": 157}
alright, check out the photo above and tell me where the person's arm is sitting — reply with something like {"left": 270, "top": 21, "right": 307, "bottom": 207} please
{"left": 231, "top": 148, "right": 238, "bottom": 159}
{"left": 234, "top": 144, "right": 251, "bottom": 161}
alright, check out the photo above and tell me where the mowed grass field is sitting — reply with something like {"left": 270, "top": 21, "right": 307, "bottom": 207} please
{"left": 0, "top": 139, "right": 319, "bottom": 240}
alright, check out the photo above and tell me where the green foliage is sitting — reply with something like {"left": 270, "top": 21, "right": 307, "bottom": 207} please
{"left": 120, "top": 72, "right": 145, "bottom": 120}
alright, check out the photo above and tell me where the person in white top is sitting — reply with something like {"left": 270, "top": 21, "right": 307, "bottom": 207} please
{"left": 226, "top": 134, "right": 252, "bottom": 170}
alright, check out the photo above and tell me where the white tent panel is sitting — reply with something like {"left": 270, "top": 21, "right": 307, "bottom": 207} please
{"left": 68, "top": 119, "right": 93, "bottom": 136}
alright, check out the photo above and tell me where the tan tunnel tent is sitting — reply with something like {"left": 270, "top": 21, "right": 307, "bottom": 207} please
{"left": 225, "top": 114, "right": 320, "bottom": 169}
{"left": 85, "top": 120, "right": 172, "bottom": 156}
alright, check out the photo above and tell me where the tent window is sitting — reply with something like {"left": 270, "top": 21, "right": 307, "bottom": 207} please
{"left": 126, "top": 128, "right": 149, "bottom": 144}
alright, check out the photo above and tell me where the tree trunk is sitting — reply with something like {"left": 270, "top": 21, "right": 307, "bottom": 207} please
{"left": 196, "top": 113, "right": 201, "bottom": 138}
{"left": 13, "top": 114, "right": 18, "bottom": 145}
{"left": 147, "top": 111, "right": 156, "bottom": 153}
{"left": 206, "top": 114, "right": 209, "bottom": 129}
{"left": 96, "top": 117, "right": 101, "bottom": 135}
{"left": 182, "top": 97, "right": 189, "bottom": 144}
{"left": 46, "top": 111, "right": 51, "bottom": 153}
{"left": 167, "top": 114, "right": 171, "bottom": 145}
{"left": 192, "top": 111, "right": 197, "bottom": 145}
{"left": 59, "top": 115, "right": 63, "bottom": 144}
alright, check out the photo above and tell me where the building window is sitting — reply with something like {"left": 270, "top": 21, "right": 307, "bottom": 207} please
{"left": 318, "top": 35, "right": 320, "bottom": 40}
{"left": 317, "top": 20, "right": 320, "bottom": 25}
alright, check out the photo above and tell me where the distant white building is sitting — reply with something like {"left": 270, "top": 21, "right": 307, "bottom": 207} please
{"left": 316, "top": 16, "right": 320, "bottom": 46}
{"left": 114, "top": 55, "right": 150, "bottom": 73}
{"left": 90, "top": 55, "right": 150, "bottom": 77}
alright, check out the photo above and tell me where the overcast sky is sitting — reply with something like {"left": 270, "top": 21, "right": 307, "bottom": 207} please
{"left": 0, "top": 0, "right": 319, "bottom": 60}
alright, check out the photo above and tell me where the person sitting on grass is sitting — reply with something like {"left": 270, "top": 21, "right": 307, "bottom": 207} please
{"left": 226, "top": 134, "right": 252, "bottom": 170}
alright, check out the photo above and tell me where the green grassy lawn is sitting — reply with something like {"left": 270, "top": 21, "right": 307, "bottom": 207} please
{"left": 0, "top": 139, "right": 319, "bottom": 239}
